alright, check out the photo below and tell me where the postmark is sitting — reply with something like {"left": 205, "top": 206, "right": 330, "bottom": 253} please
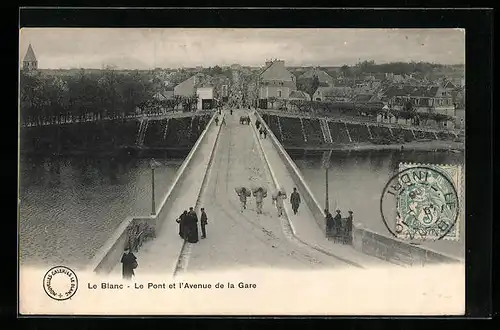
{"left": 380, "top": 163, "right": 462, "bottom": 241}
{"left": 42, "top": 266, "right": 79, "bottom": 301}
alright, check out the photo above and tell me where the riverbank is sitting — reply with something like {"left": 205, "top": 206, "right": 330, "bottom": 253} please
{"left": 19, "top": 146, "right": 193, "bottom": 159}
{"left": 285, "top": 140, "right": 464, "bottom": 153}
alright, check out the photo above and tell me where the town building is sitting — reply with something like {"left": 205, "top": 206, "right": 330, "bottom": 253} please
{"left": 381, "top": 84, "right": 455, "bottom": 114}
{"left": 22, "top": 44, "right": 38, "bottom": 73}
{"left": 196, "top": 87, "right": 214, "bottom": 110}
{"left": 312, "top": 85, "right": 353, "bottom": 102}
{"left": 299, "top": 67, "right": 334, "bottom": 87}
{"left": 153, "top": 90, "right": 174, "bottom": 101}
{"left": 289, "top": 90, "right": 310, "bottom": 101}
{"left": 174, "top": 73, "right": 214, "bottom": 110}
{"left": 257, "top": 59, "right": 296, "bottom": 108}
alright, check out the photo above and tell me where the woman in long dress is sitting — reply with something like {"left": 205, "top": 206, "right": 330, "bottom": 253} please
{"left": 186, "top": 207, "right": 199, "bottom": 243}
{"left": 177, "top": 210, "right": 188, "bottom": 239}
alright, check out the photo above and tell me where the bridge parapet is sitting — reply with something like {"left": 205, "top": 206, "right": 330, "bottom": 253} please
{"left": 254, "top": 111, "right": 326, "bottom": 233}
{"left": 87, "top": 111, "right": 219, "bottom": 275}
{"left": 352, "top": 223, "right": 462, "bottom": 266}
{"left": 254, "top": 110, "right": 463, "bottom": 266}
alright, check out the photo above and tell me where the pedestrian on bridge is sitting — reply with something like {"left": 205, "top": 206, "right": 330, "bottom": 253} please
{"left": 176, "top": 210, "right": 188, "bottom": 239}
{"left": 221, "top": 116, "right": 226, "bottom": 126}
{"left": 121, "top": 247, "right": 137, "bottom": 280}
{"left": 290, "top": 187, "right": 301, "bottom": 215}
{"left": 272, "top": 190, "right": 287, "bottom": 217}
{"left": 215, "top": 117, "right": 219, "bottom": 126}
{"left": 200, "top": 208, "right": 208, "bottom": 239}
{"left": 236, "top": 187, "right": 251, "bottom": 212}
{"left": 333, "top": 210, "right": 342, "bottom": 242}
{"left": 325, "top": 209, "right": 334, "bottom": 237}
{"left": 186, "top": 207, "right": 199, "bottom": 243}
{"left": 252, "top": 187, "right": 267, "bottom": 214}
{"left": 345, "top": 210, "right": 354, "bottom": 244}
{"left": 255, "top": 119, "right": 261, "bottom": 130}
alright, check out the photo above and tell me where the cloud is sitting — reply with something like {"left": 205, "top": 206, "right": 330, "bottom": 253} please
{"left": 20, "top": 28, "right": 465, "bottom": 69}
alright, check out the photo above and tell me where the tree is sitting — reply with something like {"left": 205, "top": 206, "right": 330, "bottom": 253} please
{"left": 404, "top": 100, "right": 414, "bottom": 112}
{"left": 182, "top": 94, "right": 198, "bottom": 112}
{"left": 297, "top": 75, "right": 320, "bottom": 101}
{"left": 340, "top": 65, "right": 352, "bottom": 78}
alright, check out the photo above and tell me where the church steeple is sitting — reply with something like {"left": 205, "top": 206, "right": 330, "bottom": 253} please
{"left": 23, "top": 44, "right": 38, "bottom": 71}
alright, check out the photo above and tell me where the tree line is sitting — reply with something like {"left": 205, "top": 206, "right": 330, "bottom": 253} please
{"left": 337, "top": 60, "right": 461, "bottom": 78}
{"left": 19, "top": 69, "right": 207, "bottom": 125}
{"left": 20, "top": 70, "right": 157, "bottom": 122}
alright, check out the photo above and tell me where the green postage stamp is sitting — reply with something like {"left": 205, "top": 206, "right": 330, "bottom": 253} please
{"left": 394, "top": 163, "right": 463, "bottom": 241}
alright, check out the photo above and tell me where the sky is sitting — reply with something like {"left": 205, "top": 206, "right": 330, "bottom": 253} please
{"left": 19, "top": 28, "right": 465, "bottom": 69}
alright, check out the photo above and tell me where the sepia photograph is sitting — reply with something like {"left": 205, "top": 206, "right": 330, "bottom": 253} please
{"left": 19, "top": 27, "right": 466, "bottom": 315}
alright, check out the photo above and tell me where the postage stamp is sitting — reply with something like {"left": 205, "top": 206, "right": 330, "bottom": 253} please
{"left": 391, "top": 163, "right": 463, "bottom": 241}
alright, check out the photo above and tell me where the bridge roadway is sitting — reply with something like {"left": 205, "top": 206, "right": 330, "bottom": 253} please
{"left": 112, "top": 109, "right": 385, "bottom": 277}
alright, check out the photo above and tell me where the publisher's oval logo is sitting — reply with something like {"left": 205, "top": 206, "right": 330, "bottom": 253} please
{"left": 43, "top": 266, "right": 79, "bottom": 301}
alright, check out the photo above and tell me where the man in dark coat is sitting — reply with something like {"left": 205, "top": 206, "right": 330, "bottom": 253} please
{"left": 187, "top": 207, "right": 199, "bottom": 243}
{"left": 177, "top": 210, "right": 188, "bottom": 239}
{"left": 121, "top": 247, "right": 137, "bottom": 280}
{"left": 200, "top": 208, "right": 208, "bottom": 239}
{"left": 290, "top": 187, "right": 301, "bottom": 215}
{"left": 346, "top": 210, "right": 353, "bottom": 244}
{"left": 334, "top": 210, "right": 342, "bottom": 237}
{"left": 325, "top": 209, "right": 334, "bottom": 236}
{"left": 255, "top": 119, "right": 261, "bottom": 130}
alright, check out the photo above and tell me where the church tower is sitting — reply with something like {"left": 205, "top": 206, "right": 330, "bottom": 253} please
{"left": 23, "top": 44, "right": 38, "bottom": 71}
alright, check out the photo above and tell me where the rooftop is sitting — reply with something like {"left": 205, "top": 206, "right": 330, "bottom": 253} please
{"left": 382, "top": 85, "right": 440, "bottom": 98}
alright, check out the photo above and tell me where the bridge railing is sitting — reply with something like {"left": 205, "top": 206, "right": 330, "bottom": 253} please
{"left": 20, "top": 109, "right": 216, "bottom": 128}
{"left": 254, "top": 111, "right": 327, "bottom": 234}
{"left": 86, "top": 110, "right": 219, "bottom": 275}
{"left": 352, "top": 223, "right": 462, "bottom": 266}
{"left": 255, "top": 110, "right": 463, "bottom": 265}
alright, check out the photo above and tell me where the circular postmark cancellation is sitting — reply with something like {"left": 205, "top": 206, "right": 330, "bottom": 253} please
{"left": 43, "top": 266, "right": 79, "bottom": 301}
{"left": 380, "top": 165, "right": 460, "bottom": 241}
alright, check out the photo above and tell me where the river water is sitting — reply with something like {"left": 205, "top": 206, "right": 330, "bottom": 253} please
{"left": 293, "top": 149, "right": 465, "bottom": 258}
{"left": 19, "top": 149, "right": 465, "bottom": 269}
{"left": 19, "top": 155, "right": 183, "bottom": 269}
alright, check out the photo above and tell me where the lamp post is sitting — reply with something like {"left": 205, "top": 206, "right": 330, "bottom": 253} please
{"left": 150, "top": 158, "right": 160, "bottom": 216}
{"left": 321, "top": 150, "right": 333, "bottom": 212}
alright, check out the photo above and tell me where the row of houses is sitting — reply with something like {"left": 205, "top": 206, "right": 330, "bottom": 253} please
{"left": 252, "top": 59, "right": 465, "bottom": 129}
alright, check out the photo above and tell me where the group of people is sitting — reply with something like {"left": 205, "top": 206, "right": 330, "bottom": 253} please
{"left": 214, "top": 116, "right": 226, "bottom": 126}
{"left": 325, "top": 209, "right": 353, "bottom": 244}
{"left": 255, "top": 119, "right": 267, "bottom": 139}
{"left": 239, "top": 115, "right": 251, "bottom": 125}
{"left": 177, "top": 207, "right": 209, "bottom": 243}
{"left": 236, "top": 186, "right": 301, "bottom": 217}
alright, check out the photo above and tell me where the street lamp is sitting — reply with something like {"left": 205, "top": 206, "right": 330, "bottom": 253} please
{"left": 321, "top": 150, "right": 333, "bottom": 212}
{"left": 150, "top": 158, "right": 161, "bottom": 216}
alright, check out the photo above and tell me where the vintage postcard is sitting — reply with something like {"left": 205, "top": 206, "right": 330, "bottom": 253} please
{"left": 18, "top": 27, "right": 465, "bottom": 315}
